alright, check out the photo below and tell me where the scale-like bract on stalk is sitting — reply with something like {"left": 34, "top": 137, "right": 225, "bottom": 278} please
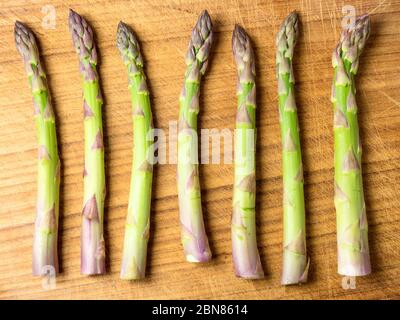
{"left": 231, "top": 25, "right": 264, "bottom": 279}
{"left": 117, "top": 22, "right": 154, "bottom": 279}
{"left": 332, "top": 14, "right": 371, "bottom": 276}
{"left": 69, "top": 9, "right": 106, "bottom": 275}
{"left": 177, "top": 11, "right": 214, "bottom": 263}
{"left": 15, "top": 22, "right": 61, "bottom": 276}
{"left": 276, "top": 12, "right": 309, "bottom": 285}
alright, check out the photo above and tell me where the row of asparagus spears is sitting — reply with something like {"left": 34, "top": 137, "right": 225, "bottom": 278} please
{"left": 15, "top": 9, "right": 371, "bottom": 283}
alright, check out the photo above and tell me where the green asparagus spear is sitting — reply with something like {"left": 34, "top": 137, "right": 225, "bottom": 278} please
{"left": 117, "top": 22, "right": 154, "bottom": 280}
{"left": 177, "top": 11, "right": 213, "bottom": 263}
{"left": 332, "top": 14, "right": 371, "bottom": 276}
{"left": 231, "top": 25, "right": 264, "bottom": 279}
{"left": 276, "top": 12, "right": 309, "bottom": 285}
{"left": 14, "top": 22, "right": 61, "bottom": 276}
{"left": 69, "top": 9, "right": 106, "bottom": 275}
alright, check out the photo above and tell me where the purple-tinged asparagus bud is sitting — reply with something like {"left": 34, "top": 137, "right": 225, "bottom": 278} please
{"left": 232, "top": 25, "right": 255, "bottom": 85}
{"left": 68, "top": 9, "right": 98, "bottom": 81}
{"left": 14, "top": 22, "right": 47, "bottom": 92}
{"left": 15, "top": 22, "right": 39, "bottom": 67}
{"left": 117, "top": 21, "right": 143, "bottom": 69}
{"left": 185, "top": 10, "right": 213, "bottom": 76}
{"left": 338, "top": 14, "right": 370, "bottom": 76}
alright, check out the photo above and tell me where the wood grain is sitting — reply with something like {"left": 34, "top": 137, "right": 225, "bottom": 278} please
{"left": 1, "top": 0, "right": 400, "bottom": 300}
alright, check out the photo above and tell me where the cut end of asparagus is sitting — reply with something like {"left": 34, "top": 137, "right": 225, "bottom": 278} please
{"left": 233, "top": 263, "right": 265, "bottom": 280}
{"left": 120, "top": 258, "right": 145, "bottom": 280}
{"left": 338, "top": 250, "right": 371, "bottom": 277}
{"left": 185, "top": 10, "right": 213, "bottom": 74}
{"left": 81, "top": 251, "right": 106, "bottom": 275}
{"left": 185, "top": 252, "right": 212, "bottom": 263}
{"left": 276, "top": 11, "right": 299, "bottom": 58}
{"left": 232, "top": 240, "right": 264, "bottom": 279}
{"left": 234, "top": 270, "right": 264, "bottom": 280}
{"left": 181, "top": 225, "right": 212, "bottom": 263}
{"left": 281, "top": 255, "right": 310, "bottom": 285}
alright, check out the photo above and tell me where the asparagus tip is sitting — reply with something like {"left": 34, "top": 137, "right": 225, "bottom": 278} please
{"left": 336, "top": 13, "right": 370, "bottom": 73}
{"left": 68, "top": 8, "right": 80, "bottom": 31}
{"left": 276, "top": 11, "right": 299, "bottom": 49}
{"left": 116, "top": 21, "right": 142, "bottom": 66}
{"left": 232, "top": 24, "right": 248, "bottom": 50}
{"left": 184, "top": 9, "right": 213, "bottom": 74}
{"left": 197, "top": 10, "right": 212, "bottom": 31}
{"left": 232, "top": 24, "right": 253, "bottom": 67}
{"left": 14, "top": 21, "right": 40, "bottom": 67}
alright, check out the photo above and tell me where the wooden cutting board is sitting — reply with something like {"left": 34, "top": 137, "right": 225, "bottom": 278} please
{"left": 0, "top": 0, "right": 399, "bottom": 300}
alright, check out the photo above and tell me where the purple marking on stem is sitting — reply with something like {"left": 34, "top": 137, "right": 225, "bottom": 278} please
{"left": 91, "top": 131, "right": 104, "bottom": 150}
{"left": 334, "top": 109, "right": 349, "bottom": 128}
{"left": 38, "top": 145, "right": 51, "bottom": 160}
{"left": 237, "top": 173, "right": 256, "bottom": 193}
{"left": 82, "top": 195, "right": 99, "bottom": 220}
{"left": 236, "top": 103, "right": 251, "bottom": 124}
{"left": 186, "top": 168, "right": 199, "bottom": 190}
{"left": 83, "top": 100, "right": 94, "bottom": 118}
{"left": 342, "top": 150, "right": 360, "bottom": 171}
{"left": 285, "top": 230, "right": 306, "bottom": 255}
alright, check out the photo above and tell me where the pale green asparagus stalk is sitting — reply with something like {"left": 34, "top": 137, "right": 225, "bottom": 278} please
{"left": 117, "top": 22, "right": 154, "bottom": 280}
{"left": 69, "top": 9, "right": 106, "bottom": 275}
{"left": 231, "top": 25, "right": 264, "bottom": 279}
{"left": 332, "top": 14, "right": 371, "bottom": 276}
{"left": 177, "top": 10, "right": 213, "bottom": 262}
{"left": 15, "top": 22, "right": 61, "bottom": 276}
{"left": 276, "top": 12, "right": 309, "bottom": 285}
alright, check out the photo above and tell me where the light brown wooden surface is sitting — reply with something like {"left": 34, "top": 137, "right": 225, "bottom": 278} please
{"left": 1, "top": 0, "right": 400, "bottom": 300}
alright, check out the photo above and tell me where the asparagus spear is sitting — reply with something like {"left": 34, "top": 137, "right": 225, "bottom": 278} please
{"left": 276, "top": 12, "right": 309, "bottom": 285}
{"left": 15, "top": 22, "right": 61, "bottom": 276}
{"left": 69, "top": 9, "right": 106, "bottom": 275}
{"left": 231, "top": 25, "right": 264, "bottom": 279}
{"left": 177, "top": 10, "right": 213, "bottom": 263}
{"left": 332, "top": 14, "right": 371, "bottom": 276}
{"left": 117, "top": 22, "right": 154, "bottom": 280}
